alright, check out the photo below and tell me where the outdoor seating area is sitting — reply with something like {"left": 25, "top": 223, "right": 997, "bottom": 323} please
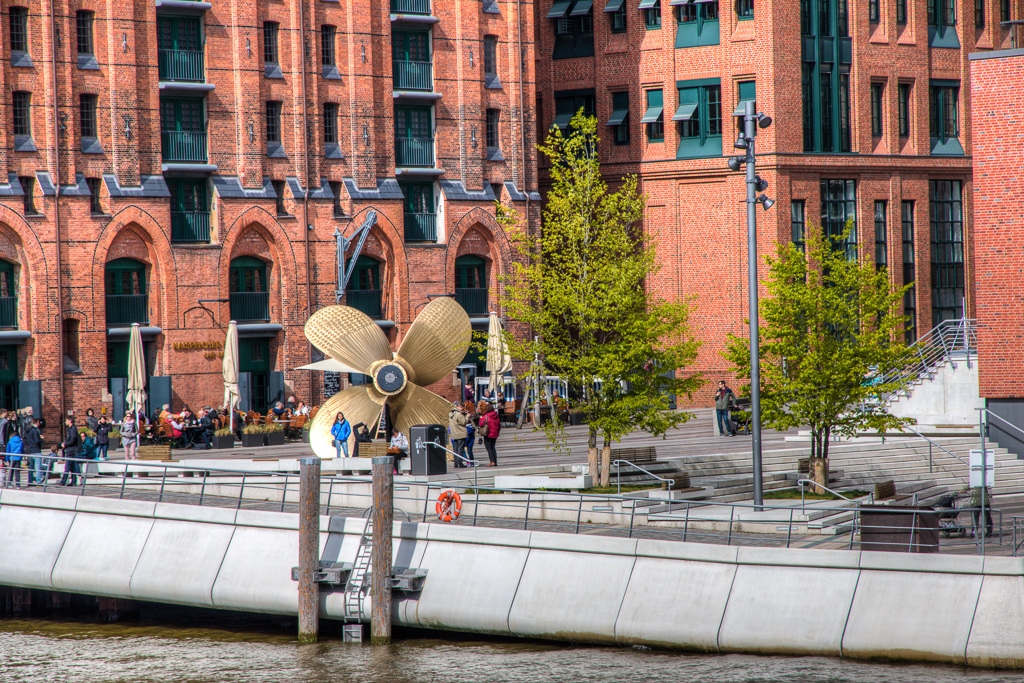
{"left": 115, "top": 405, "right": 321, "bottom": 451}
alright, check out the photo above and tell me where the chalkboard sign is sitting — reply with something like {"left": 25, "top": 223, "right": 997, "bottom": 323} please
{"left": 324, "top": 371, "right": 341, "bottom": 399}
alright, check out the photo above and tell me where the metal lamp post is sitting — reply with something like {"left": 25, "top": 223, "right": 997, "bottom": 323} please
{"left": 729, "top": 100, "right": 774, "bottom": 510}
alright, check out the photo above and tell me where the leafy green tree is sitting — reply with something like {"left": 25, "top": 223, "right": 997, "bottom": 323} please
{"left": 499, "top": 112, "right": 702, "bottom": 485}
{"left": 725, "top": 223, "right": 916, "bottom": 489}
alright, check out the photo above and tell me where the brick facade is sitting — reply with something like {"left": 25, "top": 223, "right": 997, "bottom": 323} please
{"left": 1, "top": 0, "right": 538, "bottom": 439}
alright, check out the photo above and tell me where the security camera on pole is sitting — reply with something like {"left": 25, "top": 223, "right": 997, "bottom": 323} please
{"left": 727, "top": 100, "right": 773, "bottom": 510}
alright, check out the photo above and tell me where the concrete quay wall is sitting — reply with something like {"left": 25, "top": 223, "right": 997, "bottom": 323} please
{"left": 1, "top": 488, "right": 1023, "bottom": 668}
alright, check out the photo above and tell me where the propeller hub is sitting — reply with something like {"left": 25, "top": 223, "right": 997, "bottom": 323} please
{"left": 373, "top": 362, "right": 407, "bottom": 396}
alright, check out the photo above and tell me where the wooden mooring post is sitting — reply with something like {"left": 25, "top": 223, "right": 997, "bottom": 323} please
{"left": 298, "top": 456, "right": 320, "bottom": 644}
{"left": 371, "top": 456, "right": 394, "bottom": 645}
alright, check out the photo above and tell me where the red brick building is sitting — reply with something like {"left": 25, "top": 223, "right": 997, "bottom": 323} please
{"left": 535, "top": 0, "right": 999, "bottom": 405}
{"left": 970, "top": 46, "right": 1024, "bottom": 454}
{"left": 1, "top": 0, "right": 538, "bottom": 433}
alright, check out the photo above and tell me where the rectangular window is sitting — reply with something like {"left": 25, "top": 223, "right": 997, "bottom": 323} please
{"left": 645, "top": 0, "right": 662, "bottom": 29}
{"left": 870, "top": 83, "right": 883, "bottom": 137}
{"left": 820, "top": 179, "right": 857, "bottom": 259}
{"left": 976, "top": 0, "right": 985, "bottom": 27}
{"left": 928, "top": 0, "right": 957, "bottom": 46}
{"left": 553, "top": 89, "right": 596, "bottom": 133}
{"left": 329, "top": 180, "right": 344, "bottom": 217}
{"left": 263, "top": 21, "right": 279, "bottom": 65}
{"left": 610, "top": 4, "right": 627, "bottom": 32}
{"left": 321, "top": 25, "right": 336, "bottom": 67}
{"left": 19, "top": 176, "right": 35, "bottom": 214}
{"left": 266, "top": 101, "right": 281, "bottom": 143}
{"left": 675, "top": 1, "right": 720, "bottom": 48}
{"left": 484, "top": 35, "right": 497, "bottom": 77}
{"left": 930, "top": 180, "right": 964, "bottom": 325}
{"left": 272, "top": 179, "right": 287, "bottom": 216}
{"left": 9, "top": 7, "right": 27, "bottom": 53}
{"left": 609, "top": 91, "right": 630, "bottom": 145}
{"left": 874, "top": 200, "right": 888, "bottom": 268}
{"left": 80, "top": 94, "right": 97, "bottom": 139}
{"left": 734, "top": 79, "right": 755, "bottom": 133}
{"left": 1002, "top": 0, "right": 1010, "bottom": 22}
{"left": 76, "top": 10, "right": 94, "bottom": 55}
{"left": 929, "top": 81, "right": 962, "bottom": 154}
{"left": 323, "top": 102, "right": 338, "bottom": 144}
{"left": 801, "top": 0, "right": 851, "bottom": 153}
{"left": 869, "top": 0, "right": 879, "bottom": 21}
{"left": 12, "top": 92, "right": 30, "bottom": 137}
{"left": 901, "top": 200, "right": 916, "bottom": 341}
{"left": 897, "top": 0, "right": 907, "bottom": 23}
{"left": 791, "top": 200, "right": 806, "bottom": 252}
{"left": 675, "top": 80, "right": 722, "bottom": 158}
{"left": 486, "top": 108, "right": 500, "bottom": 149}
{"left": 898, "top": 82, "right": 911, "bottom": 138}
{"left": 552, "top": 4, "right": 594, "bottom": 59}
{"left": 87, "top": 177, "right": 102, "bottom": 215}
{"left": 737, "top": 0, "right": 754, "bottom": 19}
{"left": 644, "top": 89, "right": 664, "bottom": 142}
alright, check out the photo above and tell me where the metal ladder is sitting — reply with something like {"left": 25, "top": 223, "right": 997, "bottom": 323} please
{"left": 343, "top": 524, "right": 373, "bottom": 623}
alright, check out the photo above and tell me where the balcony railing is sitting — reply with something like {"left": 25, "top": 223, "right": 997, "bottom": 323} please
{"left": 393, "top": 60, "right": 432, "bottom": 90}
{"left": 404, "top": 212, "right": 436, "bottom": 241}
{"left": 158, "top": 49, "right": 205, "bottom": 82}
{"left": 229, "top": 291, "right": 270, "bottom": 322}
{"left": 161, "top": 130, "right": 208, "bottom": 162}
{"left": 0, "top": 297, "right": 16, "bottom": 328}
{"left": 391, "top": 0, "right": 430, "bottom": 13}
{"left": 396, "top": 137, "right": 434, "bottom": 167}
{"left": 106, "top": 294, "right": 149, "bottom": 326}
{"left": 455, "top": 288, "right": 488, "bottom": 316}
{"left": 171, "top": 211, "right": 211, "bottom": 242}
{"left": 346, "top": 289, "right": 383, "bottom": 318}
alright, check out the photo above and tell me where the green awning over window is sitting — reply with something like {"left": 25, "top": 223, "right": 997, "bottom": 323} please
{"left": 607, "top": 108, "right": 629, "bottom": 126}
{"left": 547, "top": 1, "right": 572, "bottom": 18}
{"left": 672, "top": 102, "right": 698, "bottom": 120}
{"left": 570, "top": 0, "right": 594, "bottom": 14}
{"left": 552, "top": 113, "right": 573, "bottom": 129}
{"left": 638, "top": 0, "right": 659, "bottom": 9}
{"left": 732, "top": 80, "right": 756, "bottom": 116}
{"left": 669, "top": 0, "right": 688, "bottom": 5}
{"left": 604, "top": 0, "right": 625, "bottom": 10}
{"left": 641, "top": 90, "right": 663, "bottom": 123}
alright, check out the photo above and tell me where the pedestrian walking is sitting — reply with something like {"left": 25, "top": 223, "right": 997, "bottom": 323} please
{"left": 23, "top": 417, "right": 42, "bottom": 484}
{"left": 448, "top": 402, "right": 469, "bottom": 467}
{"left": 331, "top": 411, "right": 351, "bottom": 458}
{"left": 4, "top": 426, "right": 22, "bottom": 488}
{"left": 60, "top": 417, "right": 81, "bottom": 486}
{"left": 714, "top": 380, "right": 737, "bottom": 437}
{"left": 121, "top": 413, "right": 139, "bottom": 460}
{"left": 479, "top": 401, "right": 501, "bottom": 467}
{"left": 95, "top": 416, "right": 111, "bottom": 460}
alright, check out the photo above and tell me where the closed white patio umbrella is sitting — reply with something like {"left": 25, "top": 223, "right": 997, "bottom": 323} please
{"left": 223, "top": 320, "right": 240, "bottom": 432}
{"left": 126, "top": 323, "right": 147, "bottom": 449}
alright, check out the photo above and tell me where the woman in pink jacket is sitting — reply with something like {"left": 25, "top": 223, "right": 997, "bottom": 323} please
{"left": 479, "top": 401, "right": 501, "bottom": 467}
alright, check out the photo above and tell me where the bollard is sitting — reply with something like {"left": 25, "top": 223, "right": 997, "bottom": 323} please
{"left": 371, "top": 456, "right": 394, "bottom": 645}
{"left": 298, "top": 457, "right": 321, "bottom": 644}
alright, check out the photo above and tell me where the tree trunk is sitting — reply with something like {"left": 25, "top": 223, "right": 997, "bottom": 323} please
{"left": 587, "top": 428, "right": 599, "bottom": 487}
{"left": 810, "top": 425, "right": 829, "bottom": 493}
{"left": 600, "top": 442, "right": 611, "bottom": 488}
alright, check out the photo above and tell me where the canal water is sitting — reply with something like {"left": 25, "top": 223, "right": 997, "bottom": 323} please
{"left": 1, "top": 609, "right": 1021, "bottom": 683}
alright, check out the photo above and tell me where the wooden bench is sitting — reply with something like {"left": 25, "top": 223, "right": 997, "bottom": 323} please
{"left": 874, "top": 479, "right": 913, "bottom": 503}
{"left": 138, "top": 443, "right": 173, "bottom": 461}
{"left": 355, "top": 443, "right": 389, "bottom": 459}
{"left": 609, "top": 446, "right": 657, "bottom": 465}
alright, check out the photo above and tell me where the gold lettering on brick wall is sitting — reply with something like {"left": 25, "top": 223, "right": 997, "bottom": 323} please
{"left": 172, "top": 341, "right": 225, "bottom": 352}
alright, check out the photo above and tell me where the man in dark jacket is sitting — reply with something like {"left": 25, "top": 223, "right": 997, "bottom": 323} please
{"left": 23, "top": 417, "right": 42, "bottom": 485}
{"left": 198, "top": 408, "right": 215, "bottom": 448}
{"left": 714, "top": 380, "right": 737, "bottom": 437}
{"left": 60, "top": 417, "right": 81, "bottom": 486}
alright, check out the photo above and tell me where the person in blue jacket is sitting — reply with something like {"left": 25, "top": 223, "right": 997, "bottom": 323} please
{"left": 6, "top": 428, "right": 24, "bottom": 488}
{"left": 331, "top": 411, "right": 351, "bottom": 458}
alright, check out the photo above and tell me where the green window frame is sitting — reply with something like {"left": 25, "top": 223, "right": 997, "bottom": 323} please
{"left": 105, "top": 258, "right": 147, "bottom": 296}
{"left": 901, "top": 200, "right": 916, "bottom": 342}
{"left": 928, "top": 0, "right": 959, "bottom": 47}
{"left": 929, "top": 81, "right": 962, "bottom": 155}
{"left": 868, "top": 0, "right": 879, "bottom": 21}
{"left": 229, "top": 256, "right": 268, "bottom": 294}
{"left": 673, "top": 79, "right": 721, "bottom": 158}
{"left": 0, "top": 260, "right": 17, "bottom": 329}
{"left": 1002, "top": 0, "right": 1010, "bottom": 21}
{"left": 552, "top": 1, "right": 595, "bottom": 59}
{"left": 168, "top": 178, "right": 208, "bottom": 214}
{"left": 643, "top": 89, "right": 664, "bottom": 142}
{"left": 643, "top": 0, "right": 662, "bottom": 29}
{"left": 736, "top": 0, "right": 754, "bottom": 19}
{"left": 975, "top": 0, "right": 984, "bottom": 27}
{"left": 608, "top": 0, "right": 627, "bottom": 32}
{"left": 348, "top": 256, "right": 381, "bottom": 292}
{"left": 791, "top": 200, "right": 806, "bottom": 252}
{"left": 608, "top": 91, "right": 630, "bottom": 145}
{"left": 820, "top": 179, "right": 857, "bottom": 259}
{"left": 158, "top": 15, "right": 201, "bottom": 52}
{"left": 733, "top": 80, "right": 755, "bottom": 132}
{"left": 455, "top": 255, "right": 486, "bottom": 290}
{"left": 160, "top": 97, "right": 204, "bottom": 133}
{"left": 874, "top": 200, "right": 887, "bottom": 268}
{"left": 0, "top": 345, "right": 18, "bottom": 408}
{"left": 898, "top": 83, "right": 911, "bottom": 138}
{"left": 552, "top": 90, "right": 596, "bottom": 133}
{"left": 800, "top": 0, "right": 852, "bottom": 153}
{"left": 400, "top": 181, "right": 435, "bottom": 241}
{"left": 870, "top": 83, "right": 883, "bottom": 137}
{"left": 896, "top": 0, "right": 907, "bottom": 23}
{"left": 393, "top": 30, "right": 430, "bottom": 62}
{"left": 929, "top": 180, "right": 964, "bottom": 325}
{"left": 401, "top": 181, "right": 433, "bottom": 214}
{"left": 395, "top": 105, "right": 432, "bottom": 139}
{"left": 675, "top": 0, "right": 719, "bottom": 47}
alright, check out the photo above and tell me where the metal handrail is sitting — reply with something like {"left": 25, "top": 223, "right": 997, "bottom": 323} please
{"left": 898, "top": 423, "right": 969, "bottom": 482}
{"left": 796, "top": 478, "right": 856, "bottom": 510}
{"left": 980, "top": 408, "right": 1024, "bottom": 441}
{"left": 876, "top": 318, "right": 977, "bottom": 404}
{"left": 611, "top": 459, "right": 674, "bottom": 495}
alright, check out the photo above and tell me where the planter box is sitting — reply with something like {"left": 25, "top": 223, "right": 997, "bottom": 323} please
{"left": 214, "top": 435, "right": 234, "bottom": 450}
{"left": 266, "top": 431, "right": 285, "bottom": 446}
{"left": 241, "top": 433, "right": 264, "bottom": 448}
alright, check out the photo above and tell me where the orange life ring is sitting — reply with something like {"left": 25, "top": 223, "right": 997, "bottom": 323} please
{"left": 436, "top": 490, "right": 462, "bottom": 522}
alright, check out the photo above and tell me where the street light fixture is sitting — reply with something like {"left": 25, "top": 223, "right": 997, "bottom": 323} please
{"left": 728, "top": 99, "right": 774, "bottom": 510}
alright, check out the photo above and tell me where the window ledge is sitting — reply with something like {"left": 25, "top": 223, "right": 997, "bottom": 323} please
{"left": 14, "top": 136, "right": 36, "bottom": 152}
{"left": 23, "top": 212, "right": 44, "bottom": 219}
{"left": 11, "top": 51, "right": 32, "bottom": 68}
{"left": 325, "top": 142, "right": 344, "bottom": 159}
{"left": 77, "top": 54, "right": 100, "bottom": 70}
{"left": 264, "top": 63, "right": 284, "bottom": 79}
{"left": 81, "top": 137, "right": 103, "bottom": 154}
{"left": 267, "top": 141, "right": 287, "bottom": 158}
{"left": 322, "top": 65, "right": 341, "bottom": 79}
{"left": 486, "top": 146, "right": 504, "bottom": 161}
{"left": 484, "top": 74, "right": 502, "bottom": 89}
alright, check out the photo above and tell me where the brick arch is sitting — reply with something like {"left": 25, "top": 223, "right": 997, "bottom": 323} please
{"left": 446, "top": 209, "right": 513, "bottom": 313}
{"left": 93, "top": 206, "right": 178, "bottom": 332}
{"left": 347, "top": 207, "right": 409, "bottom": 324}
{"left": 0, "top": 207, "right": 49, "bottom": 334}
{"left": 220, "top": 208, "right": 299, "bottom": 326}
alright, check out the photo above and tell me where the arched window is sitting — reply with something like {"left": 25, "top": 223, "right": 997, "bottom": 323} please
{"left": 454, "top": 255, "right": 487, "bottom": 315}
{"left": 105, "top": 258, "right": 148, "bottom": 326}
{"left": 229, "top": 256, "right": 269, "bottom": 321}
{"left": 345, "top": 255, "right": 382, "bottom": 318}
{"left": 0, "top": 259, "right": 17, "bottom": 328}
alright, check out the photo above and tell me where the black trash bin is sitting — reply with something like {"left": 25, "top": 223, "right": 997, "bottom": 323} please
{"left": 409, "top": 424, "right": 447, "bottom": 476}
{"left": 858, "top": 505, "right": 940, "bottom": 553}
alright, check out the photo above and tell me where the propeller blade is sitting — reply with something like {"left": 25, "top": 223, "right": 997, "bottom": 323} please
{"left": 396, "top": 296, "right": 472, "bottom": 386}
{"left": 309, "top": 384, "right": 387, "bottom": 459}
{"left": 390, "top": 381, "right": 455, "bottom": 438}
{"left": 305, "top": 305, "right": 393, "bottom": 376}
